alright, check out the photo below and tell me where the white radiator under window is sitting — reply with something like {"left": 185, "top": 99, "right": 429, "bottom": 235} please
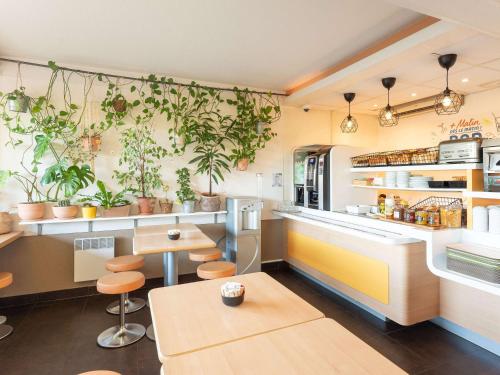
{"left": 74, "top": 236, "right": 115, "bottom": 282}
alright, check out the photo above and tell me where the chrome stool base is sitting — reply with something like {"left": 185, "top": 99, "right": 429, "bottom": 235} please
{"left": 97, "top": 323, "right": 145, "bottom": 348}
{"left": 0, "top": 324, "right": 13, "bottom": 340}
{"left": 0, "top": 315, "right": 6, "bottom": 325}
{"left": 146, "top": 324, "right": 155, "bottom": 341}
{"left": 106, "top": 297, "right": 146, "bottom": 315}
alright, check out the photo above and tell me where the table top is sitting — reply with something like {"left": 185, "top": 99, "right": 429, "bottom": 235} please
{"left": 0, "top": 231, "right": 22, "bottom": 250}
{"left": 149, "top": 272, "right": 324, "bottom": 361}
{"left": 133, "top": 223, "right": 216, "bottom": 255}
{"left": 163, "top": 318, "right": 406, "bottom": 375}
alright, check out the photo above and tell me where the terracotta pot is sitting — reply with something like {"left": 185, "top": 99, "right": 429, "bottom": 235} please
{"left": 81, "top": 135, "right": 101, "bottom": 152}
{"left": 112, "top": 98, "right": 127, "bottom": 113}
{"left": 182, "top": 200, "right": 195, "bottom": 213}
{"left": 200, "top": 194, "right": 221, "bottom": 212}
{"left": 102, "top": 204, "right": 131, "bottom": 218}
{"left": 81, "top": 206, "right": 97, "bottom": 219}
{"left": 137, "top": 197, "right": 156, "bottom": 215}
{"left": 237, "top": 158, "right": 249, "bottom": 171}
{"left": 159, "top": 199, "right": 173, "bottom": 214}
{"left": 0, "top": 212, "right": 13, "bottom": 234}
{"left": 52, "top": 205, "right": 79, "bottom": 219}
{"left": 17, "top": 202, "right": 45, "bottom": 220}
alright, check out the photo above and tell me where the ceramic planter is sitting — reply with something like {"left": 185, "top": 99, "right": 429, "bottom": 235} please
{"left": 200, "top": 194, "right": 221, "bottom": 212}
{"left": 81, "top": 206, "right": 97, "bottom": 219}
{"left": 182, "top": 200, "right": 195, "bottom": 213}
{"left": 0, "top": 212, "right": 13, "bottom": 234}
{"left": 7, "top": 95, "right": 29, "bottom": 113}
{"left": 112, "top": 98, "right": 127, "bottom": 113}
{"left": 52, "top": 205, "right": 79, "bottom": 219}
{"left": 137, "top": 197, "right": 156, "bottom": 215}
{"left": 17, "top": 202, "right": 45, "bottom": 220}
{"left": 159, "top": 199, "right": 173, "bottom": 214}
{"left": 102, "top": 204, "right": 131, "bottom": 218}
{"left": 237, "top": 158, "right": 249, "bottom": 171}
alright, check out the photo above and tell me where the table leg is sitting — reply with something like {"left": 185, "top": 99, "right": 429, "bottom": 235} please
{"left": 167, "top": 251, "right": 179, "bottom": 286}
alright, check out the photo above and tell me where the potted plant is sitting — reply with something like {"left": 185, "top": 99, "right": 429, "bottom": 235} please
{"left": 158, "top": 182, "right": 173, "bottom": 214}
{"left": 80, "top": 180, "right": 131, "bottom": 217}
{"left": 7, "top": 87, "right": 30, "bottom": 113}
{"left": 112, "top": 94, "right": 127, "bottom": 113}
{"left": 41, "top": 162, "right": 95, "bottom": 219}
{"left": 113, "top": 126, "right": 168, "bottom": 215}
{"left": 81, "top": 203, "right": 97, "bottom": 219}
{"left": 175, "top": 168, "right": 196, "bottom": 213}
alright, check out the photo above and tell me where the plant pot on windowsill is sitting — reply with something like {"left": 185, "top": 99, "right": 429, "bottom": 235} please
{"left": 200, "top": 194, "right": 221, "bottom": 212}
{"left": 236, "top": 158, "right": 249, "bottom": 171}
{"left": 101, "top": 204, "right": 131, "bottom": 218}
{"left": 137, "top": 197, "right": 156, "bottom": 215}
{"left": 17, "top": 202, "right": 45, "bottom": 220}
{"left": 52, "top": 201, "right": 79, "bottom": 219}
{"left": 182, "top": 200, "right": 196, "bottom": 213}
{"left": 81, "top": 204, "right": 97, "bottom": 219}
{"left": 159, "top": 199, "right": 173, "bottom": 214}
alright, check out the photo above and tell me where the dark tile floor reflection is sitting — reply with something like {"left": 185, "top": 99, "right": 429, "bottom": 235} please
{"left": 0, "top": 268, "right": 498, "bottom": 375}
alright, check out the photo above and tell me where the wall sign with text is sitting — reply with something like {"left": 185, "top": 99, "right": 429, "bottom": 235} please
{"left": 434, "top": 113, "right": 500, "bottom": 141}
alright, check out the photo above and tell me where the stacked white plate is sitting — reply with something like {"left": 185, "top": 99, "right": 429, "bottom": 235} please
{"left": 396, "top": 171, "right": 410, "bottom": 188}
{"left": 385, "top": 172, "right": 396, "bottom": 187}
{"left": 409, "top": 175, "right": 433, "bottom": 189}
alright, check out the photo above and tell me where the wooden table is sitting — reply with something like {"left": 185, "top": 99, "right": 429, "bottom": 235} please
{"left": 149, "top": 272, "right": 324, "bottom": 361}
{"left": 133, "top": 223, "right": 215, "bottom": 286}
{"left": 162, "top": 318, "right": 406, "bottom": 375}
{"left": 0, "top": 232, "right": 22, "bottom": 250}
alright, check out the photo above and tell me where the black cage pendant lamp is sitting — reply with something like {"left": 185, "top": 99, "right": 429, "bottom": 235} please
{"left": 378, "top": 77, "right": 399, "bottom": 127}
{"left": 434, "top": 53, "right": 463, "bottom": 115}
{"left": 340, "top": 93, "right": 358, "bottom": 133}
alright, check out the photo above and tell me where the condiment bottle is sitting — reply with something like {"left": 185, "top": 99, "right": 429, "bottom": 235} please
{"left": 385, "top": 195, "right": 395, "bottom": 219}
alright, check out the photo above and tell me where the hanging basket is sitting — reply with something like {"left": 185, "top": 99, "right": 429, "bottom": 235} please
{"left": 112, "top": 98, "right": 127, "bottom": 113}
{"left": 237, "top": 158, "right": 249, "bottom": 171}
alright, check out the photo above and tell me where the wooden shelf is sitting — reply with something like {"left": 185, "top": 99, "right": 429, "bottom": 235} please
{"left": 352, "top": 185, "right": 466, "bottom": 192}
{"left": 350, "top": 163, "right": 483, "bottom": 173}
{"left": 0, "top": 231, "right": 23, "bottom": 250}
{"left": 19, "top": 211, "right": 227, "bottom": 226}
{"left": 463, "top": 191, "right": 500, "bottom": 199}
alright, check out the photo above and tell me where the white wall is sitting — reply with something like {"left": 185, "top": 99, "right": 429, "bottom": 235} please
{"left": 0, "top": 62, "right": 333, "bottom": 220}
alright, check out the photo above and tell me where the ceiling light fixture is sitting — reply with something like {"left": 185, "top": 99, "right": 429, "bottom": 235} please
{"left": 411, "top": 93, "right": 417, "bottom": 97}
{"left": 434, "top": 53, "right": 463, "bottom": 115}
{"left": 340, "top": 93, "right": 358, "bottom": 133}
{"left": 378, "top": 77, "right": 399, "bottom": 127}
{"left": 461, "top": 77, "right": 469, "bottom": 83}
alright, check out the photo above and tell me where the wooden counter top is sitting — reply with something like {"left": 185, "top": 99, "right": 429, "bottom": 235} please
{"left": 0, "top": 231, "right": 23, "bottom": 250}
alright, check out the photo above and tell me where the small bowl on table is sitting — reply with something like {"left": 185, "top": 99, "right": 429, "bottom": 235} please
{"left": 221, "top": 291, "right": 245, "bottom": 307}
{"left": 221, "top": 282, "right": 245, "bottom": 307}
{"left": 167, "top": 229, "right": 181, "bottom": 240}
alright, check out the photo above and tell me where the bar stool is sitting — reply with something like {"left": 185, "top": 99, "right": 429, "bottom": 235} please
{"left": 0, "top": 272, "right": 13, "bottom": 340}
{"left": 189, "top": 248, "right": 222, "bottom": 262}
{"left": 105, "top": 255, "right": 146, "bottom": 315}
{"left": 96, "top": 271, "right": 146, "bottom": 348}
{"left": 197, "top": 261, "right": 236, "bottom": 280}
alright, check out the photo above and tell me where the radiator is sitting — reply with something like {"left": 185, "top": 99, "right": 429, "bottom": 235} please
{"left": 74, "top": 236, "right": 115, "bottom": 282}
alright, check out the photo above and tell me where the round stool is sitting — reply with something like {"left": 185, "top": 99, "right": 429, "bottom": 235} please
{"left": 189, "top": 248, "right": 222, "bottom": 262}
{"left": 79, "top": 371, "right": 121, "bottom": 375}
{"left": 197, "top": 261, "right": 236, "bottom": 280}
{"left": 0, "top": 272, "right": 13, "bottom": 340}
{"left": 96, "top": 271, "right": 146, "bottom": 348}
{"left": 105, "top": 255, "right": 146, "bottom": 315}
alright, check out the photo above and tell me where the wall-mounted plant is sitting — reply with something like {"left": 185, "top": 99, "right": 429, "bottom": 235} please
{"left": 79, "top": 180, "right": 131, "bottom": 217}
{"left": 175, "top": 168, "right": 196, "bottom": 213}
{"left": 113, "top": 125, "right": 168, "bottom": 215}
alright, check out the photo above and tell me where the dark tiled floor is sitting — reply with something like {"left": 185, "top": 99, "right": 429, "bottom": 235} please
{"left": 0, "top": 268, "right": 499, "bottom": 375}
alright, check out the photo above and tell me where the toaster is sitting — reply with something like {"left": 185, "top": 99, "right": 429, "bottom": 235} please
{"left": 438, "top": 138, "right": 482, "bottom": 164}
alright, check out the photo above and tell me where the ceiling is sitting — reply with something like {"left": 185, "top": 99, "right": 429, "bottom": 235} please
{"left": 0, "top": 0, "right": 422, "bottom": 91}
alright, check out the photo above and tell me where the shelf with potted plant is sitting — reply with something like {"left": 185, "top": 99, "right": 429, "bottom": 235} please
{"left": 175, "top": 167, "right": 197, "bottom": 213}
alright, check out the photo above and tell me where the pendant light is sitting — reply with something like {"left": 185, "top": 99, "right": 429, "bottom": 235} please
{"left": 434, "top": 53, "right": 462, "bottom": 115}
{"left": 340, "top": 93, "right": 358, "bottom": 133}
{"left": 378, "top": 77, "right": 398, "bottom": 127}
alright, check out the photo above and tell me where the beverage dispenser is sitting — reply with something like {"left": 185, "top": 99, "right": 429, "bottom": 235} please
{"left": 226, "top": 196, "right": 262, "bottom": 274}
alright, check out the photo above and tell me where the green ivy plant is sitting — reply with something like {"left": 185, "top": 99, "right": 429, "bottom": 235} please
{"left": 175, "top": 168, "right": 196, "bottom": 203}
{"left": 79, "top": 180, "right": 130, "bottom": 209}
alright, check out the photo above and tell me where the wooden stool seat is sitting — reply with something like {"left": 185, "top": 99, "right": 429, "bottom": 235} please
{"left": 0, "top": 272, "right": 13, "bottom": 289}
{"left": 106, "top": 255, "right": 144, "bottom": 272}
{"left": 189, "top": 248, "right": 222, "bottom": 262}
{"left": 79, "top": 371, "right": 121, "bottom": 375}
{"left": 97, "top": 271, "right": 145, "bottom": 295}
{"left": 197, "top": 261, "right": 236, "bottom": 280}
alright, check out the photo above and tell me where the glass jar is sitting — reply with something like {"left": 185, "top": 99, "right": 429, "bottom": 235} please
{"left": 427, "top": 208, "right": 440, "bottom": 227}
{"left": 393, "top": 205, "right": 404, "bottom": 221}
{"left": 385, "top": 196, "right": 394, "bottom": 219}
{"left": 446, "top": 207, "right": 463, "bottom": 228}
{"left": 439, "top": 206, "right": 448, "bottom": 227}
{"left": 404, "top": 208, "right": 416, "bottom": 223}
{"left": 415, "top": 209, "right": 428, "bottom": 225}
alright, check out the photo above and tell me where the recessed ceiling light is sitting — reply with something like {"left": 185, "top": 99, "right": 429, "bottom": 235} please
{"left": 411, "top": 93, "right": 417, "bottom": 97}
{"left": 373, "top": 104, "right": 378, "bottom": 107}
{"left": 461, "top": 77, "right": 469, "bottom": 83}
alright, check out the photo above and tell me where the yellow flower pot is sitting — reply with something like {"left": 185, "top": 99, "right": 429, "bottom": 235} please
{"left": 81, "top": 206, "right": 97, "bottom": 219}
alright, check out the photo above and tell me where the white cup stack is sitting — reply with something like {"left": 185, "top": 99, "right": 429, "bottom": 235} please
{"left": 472, "top": 206, "right": 488, "bottom": 232}
{"left": 385, "top": 172, "right": 396, "bottom": 188}
{"left": 488, "top": 206, "right": 500, "bottom": 234}
{"left": 396, "top": 171, "right": 410, "bottom": 188}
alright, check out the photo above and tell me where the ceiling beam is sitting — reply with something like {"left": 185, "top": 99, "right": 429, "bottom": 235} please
{"left": 285, "top": 15, "right": 439, "bottom": 95}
